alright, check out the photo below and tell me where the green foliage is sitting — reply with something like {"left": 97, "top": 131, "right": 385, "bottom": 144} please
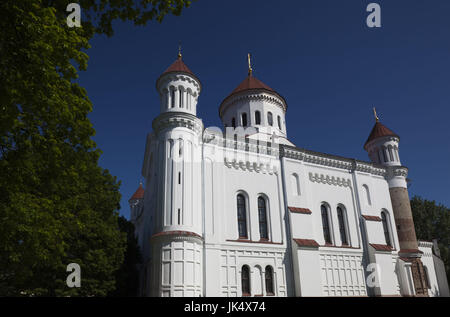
{"left": 410, "top": 196, "right": 450, "bottom": 283}
{"left": 108, "top": 216, "right": 142, "bottom": 297}
{"left": 0, "top": 0, "right": 190, "bottom": 296}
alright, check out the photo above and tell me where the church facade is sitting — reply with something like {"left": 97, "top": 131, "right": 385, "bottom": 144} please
{"left": 129, "top": 53, "right": 449, "bottom": 297}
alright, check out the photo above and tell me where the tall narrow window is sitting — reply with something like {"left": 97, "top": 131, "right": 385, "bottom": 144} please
{"left": 258, "top": 197, "right": 268, "bottom": 240}
{"left": 321, "top": 204, "right": 332, "bottom": 244}
{"left": 382, "top": 147, "right": 388, "bottom": 162}
{"left": 177, "top": 209, "right": 181, "bottom": 225}
{"left": 337, "top": 206, "right": 348, "bottom": 245}
{"left": 377, "top": 149, "right": 382, "bottom": 163}
{"left": 237, "top": 194, "right": 248, "bottom": 239}
{"left": 291, "top": 173, "right": 300, "bottom": 196}
{"left": 241, "top": 265, "right": 250, "bottom": 295}
{"left": 265, "top": 266, "right": 274, "bottom": 295}
{"left": 255, "top": 111, "right": 261, "bottom": 125}
{"left": 267, "top": 112, "right": 273, "bottom": 126}
{"left": 186, "top": 91, "right": 190, "bottom": 110}
{"left": 242, "top": 113, "right": 248, "bottom": 127}
{"left": 171, "top": 89, "right": 175, "bottom": 108}
{"left": 232, "top": 117, "right": 236, "bottom": 128}
{"left": 179, "top": 89, "right": 183, "bottom": 108}
{"left": 178, "top": 172, "right": 181, "bottom": 184}
{"left": 388, "top": 146, "right": 394, "bottom": 161}
{"left": 381, "top": 211, "right": 392, "bottom": 247}
{"left": 424, "top": 266, "right": 431, "bottom": 289}
{"left": 363, "top": 184, "right": 371, "bottom": 206}
{"left": 277, "top": 115, "right": 282, "bottom": 130}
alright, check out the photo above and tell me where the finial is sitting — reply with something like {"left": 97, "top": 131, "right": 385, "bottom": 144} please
{"left": 247, "top": 53, "right": 253, "bottom": 76}
{"left": 373, "top": 107, "right": 379, "bottom": 122}
{"left": 178, "top": 42, "right": 182, "bottom": 59}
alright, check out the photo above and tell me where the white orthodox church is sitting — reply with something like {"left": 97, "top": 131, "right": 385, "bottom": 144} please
{"left": 129, "top": 52, "right": 449, "bottom": 297}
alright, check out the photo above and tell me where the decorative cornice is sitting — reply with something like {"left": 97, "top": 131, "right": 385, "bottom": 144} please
{"left": 219, "top": 91, "right": 287, "bottom": 118}
{"left": 390, "top": 166, "right": 409, "bottom": 178}
{"left": 150, "top": 230, "right": 203, "bottom": 243}
{"left": 152, "top": 111, "right": 203, "bottom": 135}
{"left": 280, "top": 145, "right": 388, "bottom": 177}
{"left": 224, "top": 157, "right": 278, "bottom": 175}
{"left": 309, "top": 172, "right": 352, "bottom": 188}
{"left": 156, "top": 73, "right": 201, "bottom": 93}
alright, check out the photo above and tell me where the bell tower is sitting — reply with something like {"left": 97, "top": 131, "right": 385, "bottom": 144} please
{"left": 364, "top": 108, "right": 428, "bottom": 296}
{"left": 148, "top": 51, "right": 204, "bottom": 297}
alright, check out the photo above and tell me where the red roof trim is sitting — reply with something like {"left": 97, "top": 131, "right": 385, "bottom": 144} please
{"left": 398, "top": 249, "right": 423, "bottom": 254}
{"left": 288, "top": 207, "right": 312, "bottom": 214}
{"left": 370, "top": 243, "right": 393, "bottom": 252}
{"left": 362, "top": 215, "right": 382, "bottom": 222}
{"left": 151, "top": 231, "right": 202, "bottom": 239}
{"left": 293, "top": 239, "right": 320, "bottom": 248}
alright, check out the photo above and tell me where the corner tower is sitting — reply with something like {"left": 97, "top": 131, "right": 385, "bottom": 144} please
{"left": 364, "top": 109, "right": 428, "bottom": 296}
{"left": 149, "top": 51, "right": 204, "bottom": 297}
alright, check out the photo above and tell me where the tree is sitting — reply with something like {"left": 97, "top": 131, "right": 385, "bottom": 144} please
{"left": 108, "top": 216, "right": 142, "bottom": 297}
{"left": 410, "top": 196, "right": 450, "bottom": 283}
{"left": 0, "top": 0, "right": 191, "bottom": 296}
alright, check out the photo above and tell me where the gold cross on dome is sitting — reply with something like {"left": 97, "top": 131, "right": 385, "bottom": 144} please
{"left": 248, "top": 53, "right": 253, "bottom": 76}
{"left": 373, "top": 107, "right": 380, "bottom": 122}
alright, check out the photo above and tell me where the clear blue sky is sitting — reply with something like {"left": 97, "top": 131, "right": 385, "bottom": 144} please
{"left": 78, "top": 0, "right": 450, "bottom": 218}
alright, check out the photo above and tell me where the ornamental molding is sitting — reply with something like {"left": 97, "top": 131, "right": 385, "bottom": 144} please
{"left": 390, "top": 166, "right": 408, "bottom": 178}
{"left": 152, "top": 112, "right": 203, "bottom": 135}
{"left": 150, "top": 230, "right": 203, "bottom": 244}
{"left": 219, "top": 91, "right": 287, "bottom": 118}
{"left": 156, "top": 73, "right": 201, "bottom": 93}
{"left": 281, "top": 145, "right": 388, "bottom": 177}
{"left": 309, "top": 172, "right": 352, "bottom": 188}
{"left": 365, "top": 136, "right": 400, "bottom": 150}
{"left": 224, "top": 156, "right": 278, "bottom": 175}
{"left": 203, "top": 131, "right": 280, "bottom": 158}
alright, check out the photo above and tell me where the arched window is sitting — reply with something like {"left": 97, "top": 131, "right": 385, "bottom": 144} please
{"left": 363, "top": 184, "right": 371, "bottom": 206}
{"left": 321, "top": 204, "right": 332, "bottom": 244}
{"left": 277, "top": 115, "right": 282, "bottom": 130}
{"left": 424, "top": 266, "right": 431, "bottom": 289}
{"left": 232, "top": 117, "right": 236, "bottom": 128}
{"left": 265, "top": 266, "right": 274, "bottom": 295}
{"left": 242, "top": 113, "right": 248, "bottom": 127}
{"left": 377, "top": 148, "right": 382, "bottom": 163}
{"left": 171, "top": 89, "right": 175, "bottom": 108}
{"left": 186, "top": 90, "right": 191, "bottom": 110}
{"left": 258, "top": 196, "right": 268, "bottom": 240}
{"left": 388, "top": 146, "right": 394, "bottom": 161}
{"left": 337, "top": 206, "right": 348, "bottom": 246}
{"left": 291, "top": 173, "right": 300, "bottom": 196}
{"left": 381, "top": 211, "right": 392, "bottom": 247}
{"left": 267, "top": 112, "right": 273, "bottom": 126}
{"left": 382, "top": 146, "right": 388, "bottom": 162}
{"left": 255, "top": 111, "right": 261, "bottom": 125}
{"left": 237, "top": 194, "right": 248, "bottom": 239}
{"left": 179, "top": 88, "right": 183, "bottom": 108}
{"left": 394, "top": 146, "right": 399, "bottom": 161}
{"left": 241, "top": 265, "right": 250, "bottom": 295}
